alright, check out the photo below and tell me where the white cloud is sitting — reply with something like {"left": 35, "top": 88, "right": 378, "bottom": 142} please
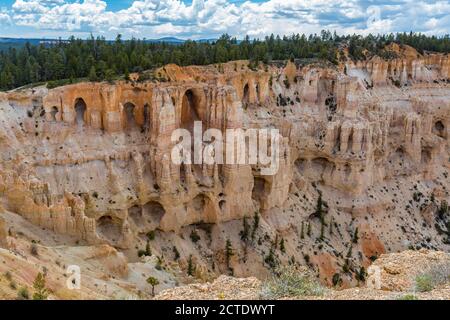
{"left": 6, "top": 0, "right": 450, "bottom": 38}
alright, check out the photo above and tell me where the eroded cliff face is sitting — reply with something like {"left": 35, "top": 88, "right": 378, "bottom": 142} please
{"left": 0, "top": 45, "right": 449, "bottom": 290}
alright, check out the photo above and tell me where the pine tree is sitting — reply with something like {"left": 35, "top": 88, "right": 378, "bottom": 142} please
{"left": 145, "top": 240, "right": 152, "bottom": 256}
{"left": 273, "top": 234, "right": 279, "bottom": 250}
{"left": 187, "top": 255, "right": 195, "bottom": 276}
{"left": 300, "top": 221, "right": 305, "bottom": 239}
{"left": 251, "top": 211, "right": 260, "bottom": 241}
{"left": 279, "top": 238, "right": 286, "bottom": 253}
{"left": 264, "top": 248, "right": 276, "bottom": 269}
{"left": 320, "top": 221, "right": 325, "bottom": 241}
{"left": 104, "top": 69, "right": 116, "bottom": 83}
{"left": 313, "top": 192, "right": 326, "bottom": 224}
{"left": 355, "top": 267, "right": 366, "bottom": 284}
{"left": 0, "top": 70, "right": 14, "bottom": 90}
{"left": 1, "top": 32, "right": 449, "bottom": 91}
{"left": 88, "top": 66, "right": 98, "bottom": 82}
{"left": 146, "top": 276, "right": 159, "bottom": 296}
{"left": 352, "top": 228, "right": 359, "bottom": 244}
{"left": 173, "top": 246, "right": 180, "bottom": 261}
{"left": 225, "top": 239, "right": 234, "bottom": 273}
{"left": 346, "top": 245, "right": 353, "bottom": 258}
{"left": 240, "top": 217, "right": 249, "bottom": 242}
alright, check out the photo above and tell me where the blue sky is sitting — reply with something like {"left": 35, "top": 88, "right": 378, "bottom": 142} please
{"left": 0, "top": 0, "right": 449, "bottom": 39}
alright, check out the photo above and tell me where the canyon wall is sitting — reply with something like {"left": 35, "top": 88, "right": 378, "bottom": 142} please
{"left": 0, "top": 46, "right": 449, "bottom": 257}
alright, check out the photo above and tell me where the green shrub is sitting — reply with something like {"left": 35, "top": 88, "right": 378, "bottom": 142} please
{"left": 9, "top": 281, "right": 17, "bottom": 290}
{"left": 300, "top": 221, "right": 305, "bottom": 239}
{"left": 138, "top": 241, "right": 152, "bottom": 258}
{"left": 137, "top": 249, "right": 146, "bottom": 257}
{"left": 415, "top": 261, "right": 450, "bottom": 292}
{"left": 397, "top": 294, "right": 419, "bottom": 300}
{"left": 173, "top": 246, "right": 180, "bottom": 261}
{"left": 260, "top": 266, "right": 324, "bottom": 299}
{"left": 225, "top": 239, "right": 234, "bottom": 272}
{"left": 415, "top": 274, "right": 434, "bottom": 292}
{"left": 47, "top": 78, "right": 73, "bottom": 89}
{"left": 187, "top": 255, "right": 195, "bottom": 276}
{"left": 355, "top": 266, "right": 366, "bottom": 283}
{"left": 32, "top": 273, "right": 49, "bottom": 300}
{"left": 279, "top": 238, "right": 286, "bottom": 253}
{"left": 251, "top": 211, "right": 260, "bottom": 241}
{"left": 264, "top": 248, "right": 277, "bottom": 269}
{"left": 352, "top": 228, "right": 359, "bottom": 244}
{"left": 155, "top": 256, "right": 163, "bottom": 271}
{"left": 146, "top": 276, "right": 159, "bottom": 297}
{"left": 146, "top": 230, "right": 155, "bottom": 241}
{"left": 17, "top": 287, "right": 30, "bottom": 300}
{"left": 332, "top": 273, "right": 342, "bottom": 287}
{"left": 4, "top": 271, "right": 12, "bottom": 281}
{"left": 146, "top": 241, "right": 152, "bottom": 255}
{"left": 239, "top": 217, "right": 250, "bottom": 242}
{"left": 190, "top": 230, "right": 201, "bottom": 243}
{"left": 30, "top": 243, "right": 38, "bottom": 256}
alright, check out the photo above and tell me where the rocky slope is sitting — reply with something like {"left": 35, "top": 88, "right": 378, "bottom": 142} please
{"left": 155, "top": 250, "right": 449, "bottom": 300}
{"left": 0, "top": 44, "right": 449, "bottom": 298}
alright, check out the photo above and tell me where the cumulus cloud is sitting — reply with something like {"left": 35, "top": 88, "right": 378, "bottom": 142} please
{"left": 0, "top": 13, "right": 11, "bottom": 25}
{"left": 4, "top": 0, "right": 450, "bottom": 38}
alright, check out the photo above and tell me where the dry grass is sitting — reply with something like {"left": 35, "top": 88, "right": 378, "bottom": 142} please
{"left": 260, "top": 266, "right": 325, "bottom": 299}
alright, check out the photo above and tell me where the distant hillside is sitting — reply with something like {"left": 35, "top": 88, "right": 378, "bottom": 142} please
{"left": 0, "top": 37, "right": 216, "bottom": 51}
{"left": 0, "top": 38, "right": 45, "bottom": 51}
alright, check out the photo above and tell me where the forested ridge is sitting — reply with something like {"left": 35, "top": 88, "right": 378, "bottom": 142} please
{"left": 1, "top": 31, "right": 450, "bottom": 90}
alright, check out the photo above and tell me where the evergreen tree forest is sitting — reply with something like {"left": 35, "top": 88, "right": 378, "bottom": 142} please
{"left": 1, "top": 31, "right": 449, "bottom": 90}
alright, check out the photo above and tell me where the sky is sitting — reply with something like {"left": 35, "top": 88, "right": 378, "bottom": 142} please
{"left": 0, "top": 0, "right": 449, "bottom": 40}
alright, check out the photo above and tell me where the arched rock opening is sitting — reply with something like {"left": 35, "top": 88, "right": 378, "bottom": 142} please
{"left": 143, "top": 103, "right": 151, "bottom": 132}
{"left": 421, "top": 147, "right": 432, "bottom": 164}
{"left": 179, "top": 163, "right": 187, "bottom": 184}
{"left": 187, "top": 193, "right": 217, "bottom": 223}
{"left": 74, "top": 98, "right": 87, "bottom": 126}
{"left": 96, "top": 215, "right": 122, "bottom": 243}
{"left": 295, "top": 158, "right": 308, "bottom": 174}
{"left": 219, "top": 200, "right": 226, "bottom": 211}
{"left": 242, "top": 83, "right": 250, "bottom": 109}
{"left": 124, "top": 102, "right": 138, "bottom": 129}
{"left": 433, "top": 120, "right": 446, "bottom": 138}
{"left": 387, "top": 146, "right": 411, "bottom": 176}
{"left": 50, "top": 106, "right": 58, "bottom": 121}
{"left": 142, "top": 201, "right": 165, "bottom": 230}
{"left": 128, "top": 205, "right": 142, "bottom": 225}
{"left": 255, "top": 83, "right": 260, "bottom": 104}
{"left": 343, "top": 163, "right": 352, "bottom": 177}
{"left": 128, "top": 201, "right": 165, "bottom": 232}
{"left": 181, "top": 89, "right": 201, "bottom": 133}
{"left": 192, "top": 194, "right": 207, "bottom": 211}
{"left": 252, "top": 177, "right": 268, "bottom": 203}
{"left": 347, "top": 131, "right": 354, "bottom": 153}
{"left": 310, "top": 157, "right": 332, "bottom": 180}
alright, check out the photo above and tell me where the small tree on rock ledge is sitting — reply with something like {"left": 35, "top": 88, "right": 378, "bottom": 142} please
{"left": 146, "top": 276, "right": 160, "bottom": 297}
